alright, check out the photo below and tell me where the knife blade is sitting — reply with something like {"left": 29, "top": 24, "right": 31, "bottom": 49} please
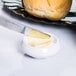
{"left": 0, "top": 16, "right": 25, "bottom": 34}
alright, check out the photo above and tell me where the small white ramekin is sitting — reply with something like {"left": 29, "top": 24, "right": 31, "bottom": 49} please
{"left": 21, "top": 33, "right": 60, "bottom": 59}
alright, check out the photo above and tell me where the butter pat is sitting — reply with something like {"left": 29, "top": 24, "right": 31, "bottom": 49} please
{"left": 25, "top": 28, "right": 53, "bottom": 47}
{"left": 28, "top": 29, "right": 50, "bottom": 39}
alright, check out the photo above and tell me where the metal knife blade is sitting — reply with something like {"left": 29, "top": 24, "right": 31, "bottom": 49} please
{"left": 0, "top": 16, "right": 25, "bottom": 34}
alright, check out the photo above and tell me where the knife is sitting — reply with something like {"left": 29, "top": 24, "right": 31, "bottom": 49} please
{"left": 0, "top": 16, "right": 26, "bottom": 34}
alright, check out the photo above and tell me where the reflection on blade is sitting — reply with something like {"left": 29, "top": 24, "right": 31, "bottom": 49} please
{"left": 0, "top": 16, "right": 25, "bottom": 34}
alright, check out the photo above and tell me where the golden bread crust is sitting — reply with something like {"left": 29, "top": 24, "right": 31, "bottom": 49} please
{"left": 23, "top": 0, "right": 72, "bottom": 20}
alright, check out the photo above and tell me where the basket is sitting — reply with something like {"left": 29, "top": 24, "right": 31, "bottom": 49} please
{"left": 2, "top": 0, "right": 76, "bottom": 27}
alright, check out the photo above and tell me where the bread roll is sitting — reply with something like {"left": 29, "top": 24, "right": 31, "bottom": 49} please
{"left": 23, "top": 0, "right": 72, "bottom": 21}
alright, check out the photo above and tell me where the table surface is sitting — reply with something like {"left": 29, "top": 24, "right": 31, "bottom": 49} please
{"left": 0, "top": 0, "right": 76, "bottom": 76}
{"left": 0, "top": 23, "right": 76, "bottom": 76}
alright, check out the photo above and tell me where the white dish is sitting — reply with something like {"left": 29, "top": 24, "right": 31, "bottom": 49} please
{"left": 22, "top": 28, "right": 60, "bottom": 58}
